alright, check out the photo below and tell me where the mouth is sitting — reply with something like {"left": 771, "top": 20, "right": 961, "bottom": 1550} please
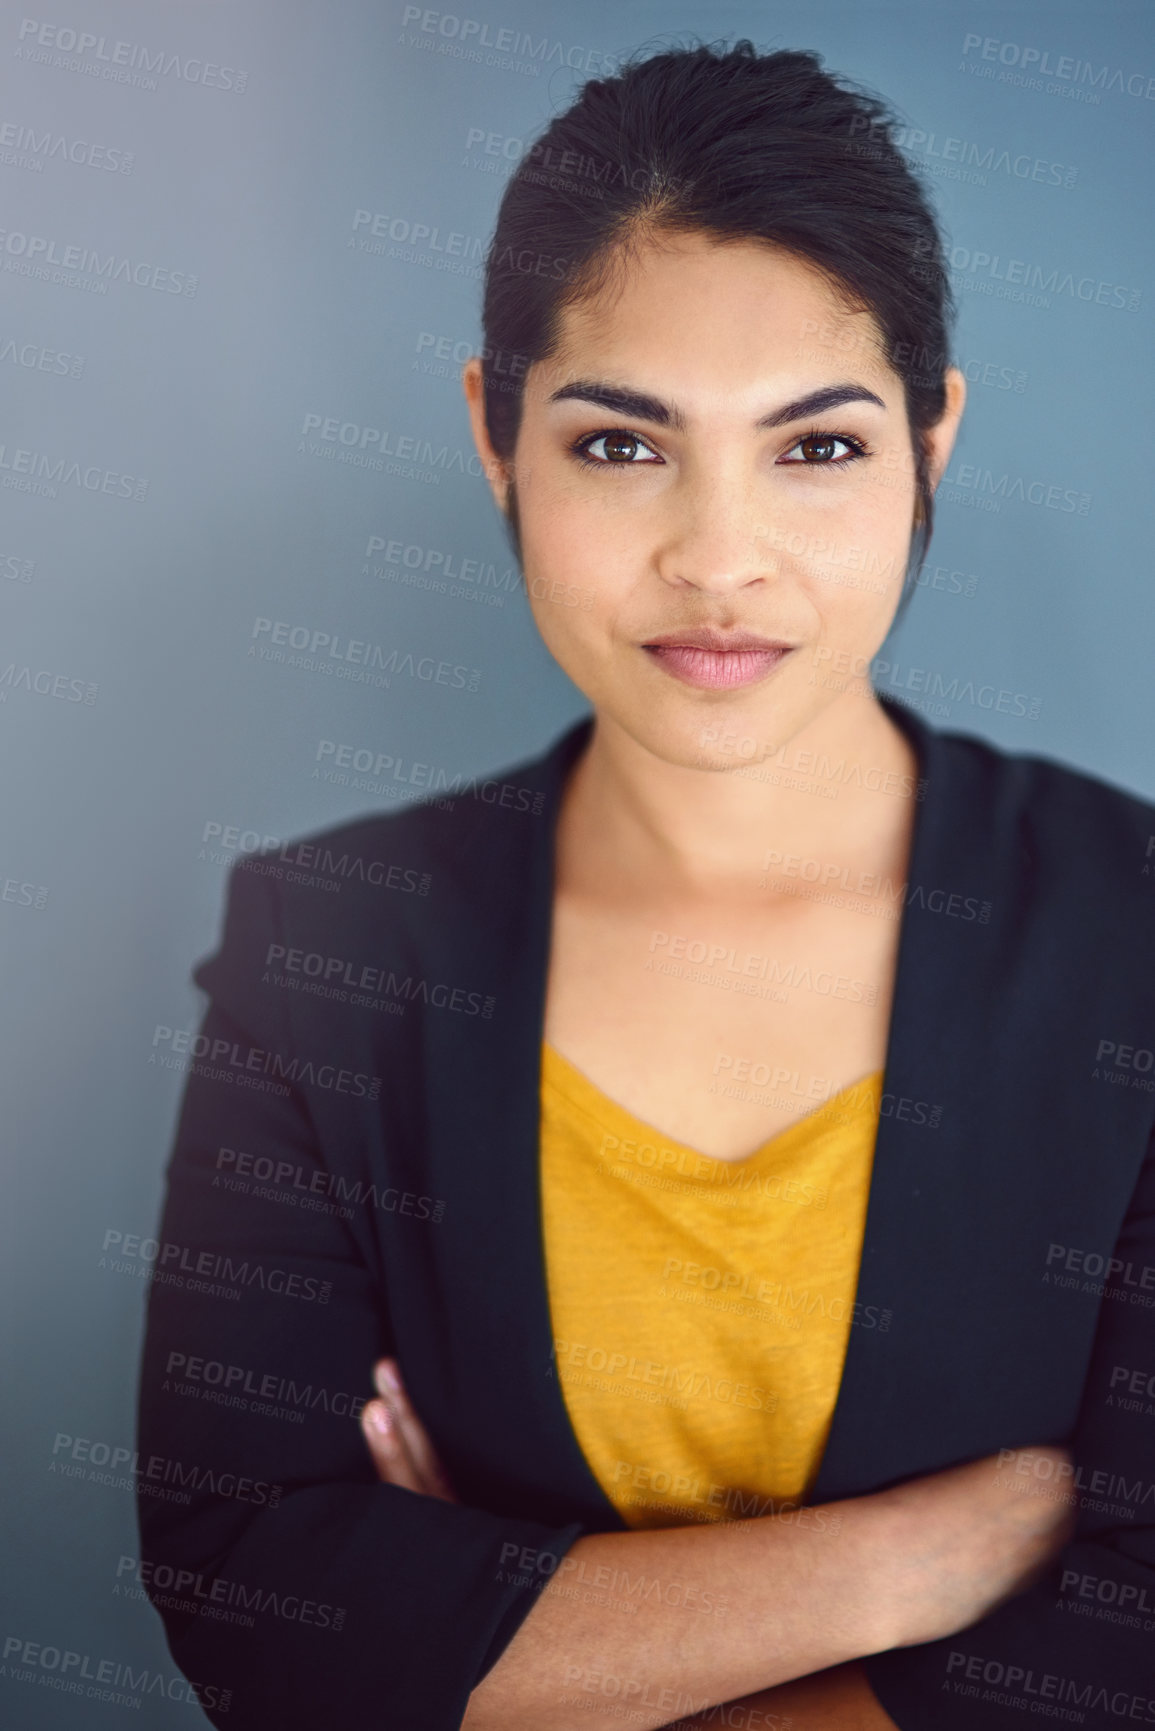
{"left": 640, "top": 628, "right": 794, "bottom": 692}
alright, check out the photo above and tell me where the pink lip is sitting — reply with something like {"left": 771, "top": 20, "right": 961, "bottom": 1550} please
{"left": 641, "top": 631, "right": 793, "bottom": 691}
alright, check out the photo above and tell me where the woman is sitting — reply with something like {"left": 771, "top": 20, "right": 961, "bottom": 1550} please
{"left": 137, "top": 42, "right": 1155, "bottom": 1731}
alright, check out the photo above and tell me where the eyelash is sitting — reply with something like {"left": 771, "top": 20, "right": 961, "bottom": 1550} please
{"left": 781, "top": 425, "right": 872, "bottom": 467}
{"left": 568, "top": 430, "right": 656, "bottom": 470}
{"left": 569, "top": 426, "right": 872, "bottom": 469}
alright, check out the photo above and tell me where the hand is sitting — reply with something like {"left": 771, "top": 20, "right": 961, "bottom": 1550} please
{"left": 360, "top": 1357, "right": 458, "bottom": 1501}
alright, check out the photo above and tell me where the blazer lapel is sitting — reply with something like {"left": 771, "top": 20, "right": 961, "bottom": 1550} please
{"left": 810, "top": 697, "right": 954, "bottom": 1499}
{"left": 409, "top": 714, "right": 626, "bottom": 1529}
{"left": 811, "top": 698, "right": 1022, "bottom": 1500}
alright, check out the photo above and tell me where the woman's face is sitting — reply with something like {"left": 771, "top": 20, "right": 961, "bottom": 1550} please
{"left": 467, "top": 232, "right": 965, "bottom": 770}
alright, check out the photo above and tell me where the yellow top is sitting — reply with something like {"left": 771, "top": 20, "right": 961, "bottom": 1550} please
{"left": 540, "top": 1044, "right": 884, "bottom": 1529}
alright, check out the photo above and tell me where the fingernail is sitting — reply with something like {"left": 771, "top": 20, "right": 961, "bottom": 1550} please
{"left": 368, "top": 1401, "right": 392, "bottom": 1436}
{"left": 378, "top": 1362, "right": 401, "bottom": 1394}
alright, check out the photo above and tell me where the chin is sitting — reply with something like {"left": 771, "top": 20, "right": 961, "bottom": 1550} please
{"left": 608, "top": 700, "right": 786, "bottom": 774}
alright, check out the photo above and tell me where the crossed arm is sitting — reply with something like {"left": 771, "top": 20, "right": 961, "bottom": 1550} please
{"left": 359, "top": 1359, "right": 1072, "bottom": 1731}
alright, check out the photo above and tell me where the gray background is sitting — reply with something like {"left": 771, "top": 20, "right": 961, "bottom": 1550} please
{"left": 2, "top": 0, "right": 1153, "bottom": 1722}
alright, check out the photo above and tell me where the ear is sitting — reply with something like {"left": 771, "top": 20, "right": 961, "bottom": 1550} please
{"left": 463, "top": 357, "right": 512, "bottom": 514}
{"left": 923, "top": 365, "right": 967, "bottom": 491}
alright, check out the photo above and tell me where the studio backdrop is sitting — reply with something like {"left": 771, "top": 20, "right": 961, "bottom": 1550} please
{"left": 2, "top": 1, "right": 1153, "bottom": 1725}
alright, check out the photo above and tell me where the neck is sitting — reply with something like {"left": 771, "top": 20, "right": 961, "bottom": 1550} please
{"left": 557, "top": 692, "right": 920, "bottom": 901}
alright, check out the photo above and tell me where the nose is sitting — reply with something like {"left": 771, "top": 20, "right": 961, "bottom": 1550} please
{"left": 653, "top": 465, "right": 780, "bottom": 595}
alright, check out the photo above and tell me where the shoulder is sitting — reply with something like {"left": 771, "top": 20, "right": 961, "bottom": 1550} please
{"left": 929, "top": 716, "right": 1155, "bottom": 859}
{"left": 275, "top": 715, "right": 588, "bottom": 873}
{"left": 913, "top": 711, "right": 1155, "bottom": 962}
{"left": 208, "top": 716, "right": 592, "bottom": 953}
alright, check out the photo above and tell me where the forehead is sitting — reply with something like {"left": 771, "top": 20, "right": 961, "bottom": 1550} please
{"left": 547, "top": 233, "right": 893, "bottom": 398}
{"left": 541, "top": 231, "right": 894, "bottom": 408}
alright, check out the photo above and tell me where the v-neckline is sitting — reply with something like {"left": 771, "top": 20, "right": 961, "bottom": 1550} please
{"left": 529, "top": 697, "right": 936, "bottom": 1508}
{"left": 542, "top": 1039, "right": 884, "bottom": 1170}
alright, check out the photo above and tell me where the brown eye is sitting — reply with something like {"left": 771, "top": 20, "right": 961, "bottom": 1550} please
{"left": 602, "top": 432, "right": 641, "bottom": 462}
{"left": 778, "top": 432, "right": 864, "bottom": 466}
{"left": 576, "top": 430, "right": 662, "bottom": 466}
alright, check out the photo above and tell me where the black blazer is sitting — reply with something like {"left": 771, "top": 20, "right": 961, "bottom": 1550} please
{"left": 137, "top": 697, "right": 1155, "bottom": 1730}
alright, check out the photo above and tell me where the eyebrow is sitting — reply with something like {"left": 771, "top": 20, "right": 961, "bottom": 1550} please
{"left": 547, "top": 380, "right": 886, "bottom": 430}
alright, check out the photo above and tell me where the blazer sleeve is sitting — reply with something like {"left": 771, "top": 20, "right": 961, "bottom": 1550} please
{"left": 864, "top": 1130, "right": 1155, "bottom": 1729}
{"left": 135, "top": 860, "right": 586, "bottom": 1731}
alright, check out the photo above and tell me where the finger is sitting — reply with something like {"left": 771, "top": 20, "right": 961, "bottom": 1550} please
{"left": 360, "top": 1399, "right": 426, "bottom": 1494}
{"left": 374, "top": 1359, "right": 457, "bottom": 1500}
{"left": 373, "top": 1359, "right": 458, "bottom": 1500}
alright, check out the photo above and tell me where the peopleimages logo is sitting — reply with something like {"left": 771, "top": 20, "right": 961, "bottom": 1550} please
{"left": 0, "top": 227, "right": 196, "bottom": 295}
{"left": 944, "top": 1647, "right": 1155, "bottom": 1720}
{"left": 15, "top": 20, "right": 248, "bottom": 92}
{"left": 945, "top": 243, "right": 1140, "bottom": 312}
{"left": 298, "top": 412, "right": 484, "bottom": 480}
{"left": 262, "top": 942, "right": 496, "bottom": 1019}
{"left": 249, "top": 617, "right": 481, "bottom": 693}
{"left": 150, "top": 1024, "right": 384, "bottom": 1101}
{"left": 0, "top": 439, "right": 147, "bottom": 501}
{"left": 0, "top": 663, "right": 97, "bottom": 704}
{"left": 0, "top": 337, "right": 85, "bottom": 378}
{"left": 940, "top": 462, "right": 1091, "bottom": 515}
{"left": 398, "top": 6, "right": 619, "bottom": 77}
{"left": 99, "top": 1228, "right": 336, "bottom": 1305}
{"left": 894, "top": 127, "right": 1077, "bottom": 190}
{"left": 351, "top": 209, "right": 487, "bottom": 269}
{"left": 49, "top": 1429, "right": 282, "bottom": 1509}
{"left": 810, "top": 648, "right": 1043, "bottom": 721}
{"left": 1, "top": 1634, "right": 230, "bottom": 1714}
{"left": 115, "top": 1555, "right": 346, "bottom": 1634}
{"left": 0, "top": 119, "right": 134, "bottom": 173}
{"left": 960, "top": 33, "right": 1155, "bottom": 100}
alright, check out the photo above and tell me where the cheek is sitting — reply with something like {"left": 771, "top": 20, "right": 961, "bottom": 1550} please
{"left": 770, "top": 484, "right": 915, "bottom": 602}
{"left": 806, "top": 462, "right": 914, "bottom": 528}
{"left": 756, "top": 453, "right": 918, "bottom": 569}
{"left": 855, "top": 443, "right": 921, "bottom": 528}
{"left": 519, "top": 477, "right": 645, "bottom": 613}
{"left": 524, "top": 576, "right": 600, "bottom": 631}
{"left": 522, "top": 469, "right": 644, "bottom": 546}
{"left": 521, "top": 551, "right": 609, "bottom": 666}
